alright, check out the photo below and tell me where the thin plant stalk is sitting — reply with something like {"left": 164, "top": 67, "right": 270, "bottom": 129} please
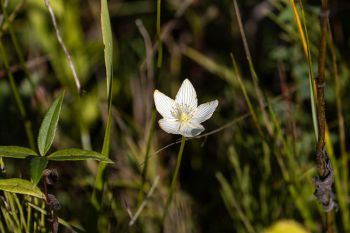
{"left": 91, "top": 0, "right": 114, "bottom": 211}
{"left": 327, "top": 20, "right": 349, "bottom": 232}
{"left": 327, "top": 20, "right": 347, "bottom": 172}
{"left": 298, "top": 1, "right": 319, "bottom": 139}
{"left": 316, "top": 0, "right": 335, "bottom": 232}
{"left": 137, "top": 111, "right": 156, "bottom": 204}
{"left": 0, "top": 0, "right": 23, "bottom": 36}
{"left": 1, "top": 0, "right": 36, "bottom": 92}
{"left": 43, "top": 178, "right": 54, "bottom": 233}
{"left": 156, "top": 0, "right": 162, "bottom": 67}
{"left": 230, "top": 54, "right": 263, "bottom": 138}
{"left": 26, "top": 198, "right": 32, "bottom": 233}
{"left": 162, "top": 136, "right": 186, "bottom": 222}
{"left": 44, "top": 0, "right": 81, "bottom": 93}
{"left": 232, "top": 0, "right": 273, "bottom": 136}
{"left": 130, "top": 176, "right": 160, "bottom": 226}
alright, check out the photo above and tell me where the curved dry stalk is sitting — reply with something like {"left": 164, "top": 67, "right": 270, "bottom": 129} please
{"left": 44, "top": 0, "right": 81, "bottom": 94}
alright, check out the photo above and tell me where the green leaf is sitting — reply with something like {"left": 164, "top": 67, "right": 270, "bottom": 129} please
{"left": 0, "top": 178, "right": 44, "bottom": 199}
{"left": 0, "top": 146, "right": 39, "bottom": 158}
{"left": 37, "top": 92, "right": 65, "bottom": 156}
{"left": 101, "top": 0, "right": 113, "bottom": 96}
{"left": 47, "top": 148, "right": 113, "bottom": 163}
{"left": 30, "top": 157, "right": 48, "bottom": 185}
{"left": 92, "top": 0, "right": 114, "bottom": 209}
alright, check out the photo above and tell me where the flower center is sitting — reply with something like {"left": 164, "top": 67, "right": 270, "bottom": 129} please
{"left": 179, "top": 112, "right": 190, "bottom": 123}
{"left": 171, "top": 104, "right": 194, "bottom": 123}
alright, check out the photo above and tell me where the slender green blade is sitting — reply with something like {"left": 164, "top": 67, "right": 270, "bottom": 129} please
{"left": 91, "top": 0, "right": 114, "bottom": 209}
{"left": 30, "top": 157, "right": 48, "bottom": 185}
{"left": 0, "top": 146, "right": 38, "bottom": 158}
{"left": 101, "top": 0, "right": 113, "bottom": 95}
{"left": 0, "top": 178, "right": 44, "bottom": 199}
{"left": 47, "top": 148, "right": 113, "bottom": 163}
{"left": 37, "top": 92, "right": 65, "bottom": 156}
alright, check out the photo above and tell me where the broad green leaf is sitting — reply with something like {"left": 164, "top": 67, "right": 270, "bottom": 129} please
{"left": 30, "top": 157, "right": 48, "bottom": 185}
{"left": 37, "top": 92, "right": 65, "bottom": 156}
{"left": 101, "top": 0, "right": 113, "bottom": 96}
{"left": 47, "top": 148, "right": 113, "bottom": 163}
{"left": 0, "top": 146, "right": 39, "bottom": 158}
{"left": 0, "top": 178, "right": 44, "bottom": 199}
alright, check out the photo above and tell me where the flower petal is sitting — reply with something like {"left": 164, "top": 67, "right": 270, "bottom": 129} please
{"left": 192, "top": 100, "right": 218, "bottom": 123}
{"left": 175, "top": 79, "right": 197, "bottom": 109}
{"left": 158, "top": 119, "right": 181, "bottom": 135}
{"left": 154, "top": 90, "right": 175, "bottom": 119}
{"left": 179, "top": 121, "right": 204, "bottom": 137}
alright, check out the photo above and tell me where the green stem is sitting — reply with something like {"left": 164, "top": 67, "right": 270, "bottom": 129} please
{"left": 162, "top": 136, "right": 186, "bottom": 222}
{"left": 137, "top": 111, "right": 156, "bottom": 205}
{"left": 156, "top": 0, "right": 162, "bottom": 67}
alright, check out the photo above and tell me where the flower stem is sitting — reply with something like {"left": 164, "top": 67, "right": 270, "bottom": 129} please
{"left": 162, "top": 136, "right": 186, "bottom": 223}
{"left": 43, "top": 176, "right": 54, "bottom": 233}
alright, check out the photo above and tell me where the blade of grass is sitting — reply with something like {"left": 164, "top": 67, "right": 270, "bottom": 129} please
{"left": 137, "top": 111, "right": 156, "bottom": 204}
{"left": 216, "top": 172, "right": 255, "bottom": 233}
{"left": 230, "top": 53, "right": 263, "bottom": 138}
{"left": 232, "top": 1, "right": 318, "bottom": 230}
{"left": 232, "top": 0, "right": 273, "bottom": 135}
{"left": 12, "top": 193, "right": 27, "bottom": 232}
{"left": 289, "top": 0, "right": 308, "bottom": 57}
{"left": 129, "top": 176, "right": 159, "bottom": 226}
{"left": 4, "top": 192, "right": 20, "bottom": 230}
{"left": 182, "top": 47, "right": 238, "bottom": 87}
{"left": 91, "top": 0, "right": 114, "bottom": 210}
{"left": 0, "top": 0, "right": 23, "bottom": 36}
{"left": 298, "top": 0, "right": 318, "bottom": 140}
{"left": 26, "top": 196, "right": 32, "bottom": 233}
{"left": 1, "top": 0, "right": 36, "bottom": 101}
{"left": 327, "top": 20, "right": 349, "bottom": 232}
{"left": 1, "top": 207, "right": 15, "bottom": 232}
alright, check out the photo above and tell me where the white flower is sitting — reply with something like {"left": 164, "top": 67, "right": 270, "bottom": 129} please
{"left": 154, "top": 79, "right": 218, "bottom": 137}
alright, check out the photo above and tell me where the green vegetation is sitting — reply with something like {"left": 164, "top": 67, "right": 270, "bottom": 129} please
{"left": 0, "top": 0, "right": 348, "bottom": 232}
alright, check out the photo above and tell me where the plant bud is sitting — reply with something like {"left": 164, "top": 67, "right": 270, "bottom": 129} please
{"left": 42, "top": 169, "right": 59, "bottom": 185}
{"left": 47, "top": 194, "right": 61, "bottom": 210}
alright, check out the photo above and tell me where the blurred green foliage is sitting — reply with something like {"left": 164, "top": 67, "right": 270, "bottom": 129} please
{"left": 1, "top": 0, "right": 350, "bottom": 232}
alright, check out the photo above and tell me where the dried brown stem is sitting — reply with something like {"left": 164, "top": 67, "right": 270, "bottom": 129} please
{"left": 316, "top": 0, "right": 328, "bottom": 176}
{"left": 44, "top": 0, "right": 81, "bottom": 94}
{"left": 316, "top": 0, "right": 335, "bottom": 232}
{"left": 43, "top": 177, "right": 55, "bottom": 233}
